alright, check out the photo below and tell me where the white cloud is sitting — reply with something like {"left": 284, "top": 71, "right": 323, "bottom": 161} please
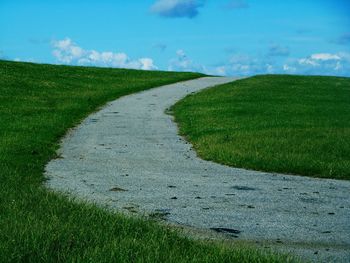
{"left": 298, "top": 58, "right": 319, "bottom": 66}
{"left": 139, "top": 58, "right": 157, "bottom": 70}
{"left": 292, "top": 52, "right": 350, "bottom": 76}
{"left": 52, "top": 38, "right": 157, "bottom": 70}
{"left": 298, "top": 53, "right": 343, "bottom": 67}
{"left": 151, "top": 0, "right": 204, "bottom": 18}
{"left": 168, "top": 49, "right": 204, "bottom": 72}
{"left": 53, "top": 38, "right": 73, "bottom": 50}
{"left": 310, "top": 53, "right": 341, "bottom": 61}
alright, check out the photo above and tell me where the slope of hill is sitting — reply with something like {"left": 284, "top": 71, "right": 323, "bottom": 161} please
{"left": 172, "top": 75, "right": 350, "bottom": 179}
{"left": 0, "top": 61, "right": 290, "bottom": 262}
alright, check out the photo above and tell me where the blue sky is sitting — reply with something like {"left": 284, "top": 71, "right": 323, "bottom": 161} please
{"left": 1, "top": 0, "right": 350, "bottom": 76}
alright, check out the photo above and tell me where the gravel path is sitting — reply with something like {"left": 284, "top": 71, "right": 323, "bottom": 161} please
{"left": 46, "top": 77, "right": 350, "bottom": 262}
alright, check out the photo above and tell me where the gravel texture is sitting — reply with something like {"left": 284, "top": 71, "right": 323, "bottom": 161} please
{"left": 46, "top": 77, "right": 350, "bottom": 262}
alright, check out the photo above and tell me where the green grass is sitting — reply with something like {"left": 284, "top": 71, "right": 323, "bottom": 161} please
{"left": 172, "top": 75, "right": 350, "bottom": 180}
{"left": 0, "top": 60, "right": 294, "bottom": 262}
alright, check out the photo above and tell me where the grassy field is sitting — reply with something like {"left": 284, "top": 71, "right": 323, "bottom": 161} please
{"left": 0, "top": 60, "right": 294, "bottom": 262}
{"left": 172, "top": 75, "right": 350, "bottom": 180}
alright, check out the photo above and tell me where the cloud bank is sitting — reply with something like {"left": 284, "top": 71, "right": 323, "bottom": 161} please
{"left": 168, "top": 48, "right": 350, "bottom": 77}
{"left": 284, "top": 52, "right": 349, "bottom": 76}
{"left": 51, "top": 38, "right": 350, "bottom": 77}
{"left": 151, "top": 0, "right": 205, "bottom": 18}
{"left": 215, "top": 52, "right": 350, "bottom": 77}
{"left": 52, "top": 38, "right": 157, "bottom": 70}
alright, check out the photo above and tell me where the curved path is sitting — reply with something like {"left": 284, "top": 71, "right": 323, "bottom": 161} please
{"left": 46, "top": 77, "right": 350, "bottom": 262}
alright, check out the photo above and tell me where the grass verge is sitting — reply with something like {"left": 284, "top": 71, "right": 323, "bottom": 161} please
{"left": 0, "top": 61, "right": 294, "bottom": 262}
{"left": 172, "top": 75, "right": 350, "bottom": 180}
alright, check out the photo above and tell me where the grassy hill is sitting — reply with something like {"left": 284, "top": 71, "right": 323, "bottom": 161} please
{"left": 172, "top": 75, "right": 350, "bottom": 180}
{"left": 0, "top": 60, "right": 292, "bottom": 262}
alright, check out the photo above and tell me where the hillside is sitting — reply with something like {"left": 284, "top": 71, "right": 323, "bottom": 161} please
{"left": 172, "top": 75, "right": 350, "bottom": 179}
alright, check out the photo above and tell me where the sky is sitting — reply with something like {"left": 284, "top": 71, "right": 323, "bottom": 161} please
{"left": 1, "top": 0, "right": 350, "bottom": 76}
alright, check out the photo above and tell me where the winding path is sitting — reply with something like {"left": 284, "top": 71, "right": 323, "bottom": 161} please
{"left": 46, "top": 77, "right": 350, "bottom": 262}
